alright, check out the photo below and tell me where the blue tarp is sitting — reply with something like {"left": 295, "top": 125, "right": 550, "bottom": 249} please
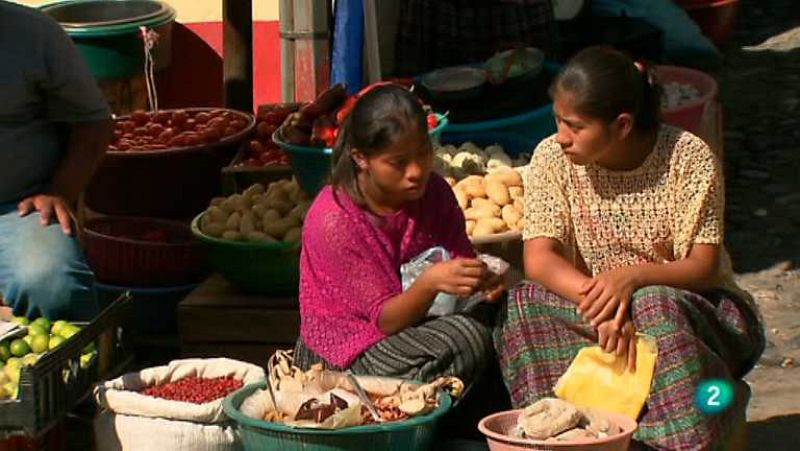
{"left": 331, "top": 0, "right": 364, "bottom": 94}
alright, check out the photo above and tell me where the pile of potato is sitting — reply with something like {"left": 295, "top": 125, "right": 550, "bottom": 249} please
{"left": 447, "top": 168, "right": 524, "bottom": 238}
{"left": 199, "top": 179, "right": 311, "bottom": 243}
{"left": 434, "top": 142, "right": 529, "bottom": 179}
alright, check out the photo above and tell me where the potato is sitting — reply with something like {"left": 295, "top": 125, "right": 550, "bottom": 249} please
{"left": 262, "top": 209, "right": 281, "bottom": 223}
{"left": 222, "top": 230, "right": 242, "bottom": 241}
{"left": 477, "top": 217, "right": 507, "bottom": 233}
{"left": 464, "top": 206, "right": 496, "bottom": 221}
{"left": 509, "top": 186, "right": 524, "bottom": 199}
{"left": 283, "top": 227, "right": 302, "bottom": 243}
{"left": 252, "top": 203, "right": 268, "bottom": 218}
{"left": 225, "top": 212, "right": 241, "bottom": 231}
{"left": 464, "top": 182, "right": 486, "bottom": 199}
{"left": 509, "top": 218, "right": 523, "bottom": 232}
{"left": 471, "top": 198, "right": 501, "bottom": 216}
{"left": 239, "top": 211, "right": 256, "bottom": 235}
{"left": 454, "top": 188, "right": 469, "bottom": 210}
{"left": 202, "top": 222, "right": 225, "bottom": 238}
{"left": 486, "top": 180, "right": 511, "bottom": 206}
{"left": 246, "top": 231, "right": 275, "bottom": 242}
{"left": 229, "top": 194, "right": 251, "bottom": 212}
{"left": 466, "top": 220, "right": 476, "bottom": 236}
{"left": 514, "top": 197, "right": 524, "bottom": 213}
{"left": 288, "top": 203, "right": 309, "bottom": 223}
{"left": 244, "top": 183, "right": 266, "bottom": 198}
{"left": 209, "top": 197, "right": 226, "bottom": 207}
{"left": 455, "top": 175, "right": 483, "bottom": 190}
{"left": 272, "top": 199, "right": 295, "bottom": 216}
{"left": 263, "top": 217, "right": 294, "bottom": 239}
{"left": 220, "top": 197, "right": 237, "bottom": 214}
{"left": 472, "top": 222, "right": 495, "bottom": 237}
{"left": 491, "top": 168, "right": 523, "bottom": 187}
{"left": 502, "top": 204, "right": 522, "bottom": 227}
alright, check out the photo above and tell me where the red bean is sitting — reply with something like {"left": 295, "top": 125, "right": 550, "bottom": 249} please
{"left": 140, "top": 376, "right": 243, "bottom": 404}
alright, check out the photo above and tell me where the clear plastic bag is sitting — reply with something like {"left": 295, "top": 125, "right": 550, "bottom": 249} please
{"left": 400, "top": 247, "right": 509, "bottom": 317}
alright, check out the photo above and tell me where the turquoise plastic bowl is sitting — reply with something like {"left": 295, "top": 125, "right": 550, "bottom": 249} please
{"left": 223, "top": 381, "right": 452, "bottom": 451}
{"left": 273, "top": 114, "right": 448, "bottom": 196}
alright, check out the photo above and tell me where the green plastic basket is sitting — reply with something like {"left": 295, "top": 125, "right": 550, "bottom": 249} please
{"left": 224, "top": 381, "right": 452, "bottom": 451}
{"left": 273, "top": 114, "right": 448, "bottom": 197}
{"left": 190, "top": 214, "right": 300, "bottom": 295}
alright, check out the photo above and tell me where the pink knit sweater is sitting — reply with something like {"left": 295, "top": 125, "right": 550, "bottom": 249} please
{"left": 298, "top": 174, "right": 475, "bottom": 367}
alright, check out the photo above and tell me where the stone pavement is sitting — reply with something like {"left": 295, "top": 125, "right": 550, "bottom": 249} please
{"left": 714, "top": 0, "right": 800, "bottom": 448}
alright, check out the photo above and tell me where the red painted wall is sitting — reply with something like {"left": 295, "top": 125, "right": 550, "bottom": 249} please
{"left": 155, "top": 20, "right": 281, "bottom": 111}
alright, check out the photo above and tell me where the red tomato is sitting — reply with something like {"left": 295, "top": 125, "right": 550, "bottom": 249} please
{"left": 113, "top": 129, "right": 123, "bottom": 140}
{"left": 194, "top": 112, "right": 210, "bottom": 124}
{"left": 171, "top": 110, "right": 188, "bottom": 126}
{"left": 248, "top": 140, "right": 265, "bottom": 155}
{"left": 183, "top": 133, "right": 202, "bottom": 146}
{"left": 223, "top": 126, "right": 237, "bottom": 137}
{"left": 255, "top": 122, "right": 272, "bottom": 140}
{"left": 134, "top": 127, "right": 149, "bottom": 137}
{"left": 118, "top": 121, "right": 136, "bottom": 133}
{"left": 152, "top": 111, "right": 171, "bottom": 125}
{"left": 146, "top": 123, "right": 165, "bottom": 137}
{"left": 230, "top": 118, "right": 247, "bottom": 131}
{"left": 158, "top": 128, "right": 175, "bottom": 143}
{"left": 201, "top": 126, "right": 223, "bottom": 143}
{"left": 243, "top": 157, "right": 260, "bottom": 167}
{"left": 131, "top": 110, "right": 150, "bottom": 126}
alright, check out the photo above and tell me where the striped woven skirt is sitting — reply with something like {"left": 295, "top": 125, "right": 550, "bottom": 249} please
{"left": 294, "top": 305, "right": 496, "bottom": 391}
{"left": 494, "top": 282, "right": 764, "bottom": 451}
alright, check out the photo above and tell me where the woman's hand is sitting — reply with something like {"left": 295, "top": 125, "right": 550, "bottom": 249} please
{"left": 596, "top": 317, "right": 638, "bottom": 372}
{"left": 418, "top": 258, "right": 485, "bottom": 298}
{"left": 578, "top": 266, "right": 640, "bottom": 329}
{"left": 478, "top": 268, "right": 506, "bottom": 302}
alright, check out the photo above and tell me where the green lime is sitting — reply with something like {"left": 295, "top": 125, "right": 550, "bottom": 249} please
{"left": 26, "top": 325, "right": 47, "bottom": 337}
{"left": 21, "top": 354, "right": 39, "bottom": 367}
{"left": 5, "top": 357, "right": 20, "bottom": 372}
{"left": 0, "top": 342, "right": 10, "bottom": 362}
{"left": 0, "top": 371, "right": 8, "bottom": 385}
{"left": 82, "top": 341, "right": 96, "bottom": 354}
{"left": 48, "top": 335, "right": 66, "bottom": 351}
{"left": 11, "top": 317, "right": 29, "bottom": 326}
{"left": 5, "top": 366, "right": 19, "bottom": 384}
{"left": 22, "top": 335, "right": 33, "bottom": 347}
{"left": 31, "top": 317, "right": 51, "bottom": 332}
{"left": 3, "top": 382, "right": 18, "bottom": 399}
{"left": 9, "top": 339, "right": 30, "bottom": 358}
{"left": 58, "top": 324, "right": 80, "bottom": 340}
{"left": 50, "top": 320, "right": 68, "bottom": 336}
{"left": 30, "top": 335, "right": 49, "bottom": 354}
{"left": 79, "top": 353, "right": 95, "bottom": 369}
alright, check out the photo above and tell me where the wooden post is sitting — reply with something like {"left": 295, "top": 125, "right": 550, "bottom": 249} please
{"left": 363, "top": 0, "right": 382, "bottom": 84}
{"left": 279, "top": 0, "right": 295, "bottom": 102}
{"left": 280, "top": 0, "right": 332, "bottom": 103}
{"left": 223, "top": 0, "right": 253, "bottom": 111}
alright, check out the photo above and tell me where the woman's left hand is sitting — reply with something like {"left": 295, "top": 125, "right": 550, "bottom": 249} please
{"left": 578, "top": 266, "right": 640, "bottom": 329}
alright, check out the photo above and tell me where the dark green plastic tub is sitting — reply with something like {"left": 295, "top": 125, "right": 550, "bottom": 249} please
{"left": 224, "top": 381, "right": 452, "bottom": 451}
{"left": 40, "top": 0, "right": 176, "bottom": 79}
{"left": 190, "top": 214, "right": 300, "bottom": 295}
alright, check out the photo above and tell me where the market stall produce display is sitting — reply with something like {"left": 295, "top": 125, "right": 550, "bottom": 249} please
{"left": 237, "top": 350, "right": 462, "bottom": 429}
{"left": 198, "top": 180, "right": 311, "bottom": 243}
{"left": 512, "top": 398, "right": 619, "bottom": 442}
{"left": 0, "top": 317, "right": 96, "bottom": 401}
{"left": 109, "top": 108, "right": 252, "bottom": 152}
{"left": 434, "top": 141, "right": 527, "bottom": 239}
{"left": 237, "top": 104, "right": 300, "bottom": 167}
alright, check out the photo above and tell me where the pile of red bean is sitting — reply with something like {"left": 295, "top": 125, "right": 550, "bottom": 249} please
{"left": 140, "top": 376, "right": 244, "bottom": 404}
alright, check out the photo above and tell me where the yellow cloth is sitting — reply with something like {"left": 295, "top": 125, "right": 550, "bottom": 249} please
{"left": 553, "top": 334, "right": 658, "bottom": 420}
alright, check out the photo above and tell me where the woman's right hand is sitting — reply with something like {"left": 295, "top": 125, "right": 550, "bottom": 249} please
{"left": 418, "top": 258, "right": 485, "bottom": 298}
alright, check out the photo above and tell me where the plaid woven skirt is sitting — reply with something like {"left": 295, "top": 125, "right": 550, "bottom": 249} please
{"left": 494, "top": 282, "right": 764, "bottom": 451}
{"left": 394, "top": 0, "right": 559, "bottom": 76}
{"left": 294, "top": 305, "right": 496, "bottom": 391}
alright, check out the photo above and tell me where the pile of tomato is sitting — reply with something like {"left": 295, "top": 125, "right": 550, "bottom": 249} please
{"left": 237, "top": 104, "right": 298, "bottom": 168}
{"left": 109, "top": 109, "right": 251, "bottom": 152}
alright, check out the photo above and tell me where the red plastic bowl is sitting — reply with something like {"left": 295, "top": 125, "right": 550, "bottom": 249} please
{"left": 683, "top": 0, "right": 740, "bottom": 47}
{"left": 82, "top": 216, "right": 209, "bottom": 287}
{"left": 654, "top": 65, "right": 718, "bottom": 135}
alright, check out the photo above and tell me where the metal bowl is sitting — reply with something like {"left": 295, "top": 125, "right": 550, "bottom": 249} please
{"left": 421, "top": 66, "right": 488, "bottom": 102}
{"left": 42, "top": 0, "right": 171, "bottom": 28}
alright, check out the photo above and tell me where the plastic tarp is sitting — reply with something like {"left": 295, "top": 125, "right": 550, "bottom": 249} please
{"left": 331, "top": 0, "right": 364, "bottom": 94}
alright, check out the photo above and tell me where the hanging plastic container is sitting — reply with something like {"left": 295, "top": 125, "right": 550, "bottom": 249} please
{"left": 40, "top": 0, "right": 176, "bottom": 80}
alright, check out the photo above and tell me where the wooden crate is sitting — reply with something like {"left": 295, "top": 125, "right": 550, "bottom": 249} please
{"left": 178, "top": 274, "right": 299, "bottom": 369}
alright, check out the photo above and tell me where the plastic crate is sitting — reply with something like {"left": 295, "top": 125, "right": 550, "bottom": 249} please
{"left": 0, "top": 294, "right": 133, "bottom": 436}
{"left": 220, "top": 144, "right": 294, "bottom": 196}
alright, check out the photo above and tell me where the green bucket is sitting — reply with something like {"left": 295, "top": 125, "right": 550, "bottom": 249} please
{"left": 40, "top": 0, "right": 176, "bottom": 80}
{"left": 223, "top": 381, "right": 453, "bottom": 451}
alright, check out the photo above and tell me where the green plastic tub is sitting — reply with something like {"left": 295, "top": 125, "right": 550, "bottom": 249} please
{"left": 190, "top": 214, "right": 300, "bottom": 295}
{"left": 223, "top": 381, "right": 452, "bottom": 451}
{"left": 273, "top": 114, "right": 449, "bottom": 196}
{"left": 40, "top": 0, "right": 176, "bottom": 79}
